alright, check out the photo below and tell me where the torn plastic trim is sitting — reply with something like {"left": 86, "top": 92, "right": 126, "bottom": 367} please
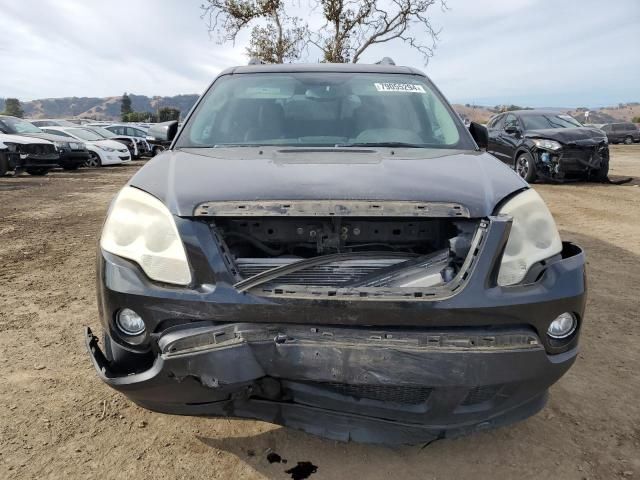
{"left": 243, "top": 219, "right": 488, "bottom": 301}
{"left": 194, "top": 200, "right": 470, "bottom": 218}
{"left": 158, "top": 323, "right": 542, "bottom": 358}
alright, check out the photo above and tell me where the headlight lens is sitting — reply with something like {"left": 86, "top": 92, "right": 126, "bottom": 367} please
{"left": 100, "top": 186, "right": 192, "bottom": 285}
{"left": 97, "top": 145, "right": 116, "bottom": 152}
{"left": 532, "top": 139, "right": 562, "bottom": 151}
{"left": 497, "top": 189, "right": 562, "bottom": 286}
{"left": 53, "top": 141, "right": 70, "bottom": 151}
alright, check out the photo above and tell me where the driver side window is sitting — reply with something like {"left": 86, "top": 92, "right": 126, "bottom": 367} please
{"left": 504, "top": 114, "right": 518, "bottom": 131}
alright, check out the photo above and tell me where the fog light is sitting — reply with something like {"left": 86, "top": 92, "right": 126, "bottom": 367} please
{"left": 116, "top": 308, "right": 146, "bottom": 336}
{"left": 547, "top": 312, "right": 577, "bottom": 339}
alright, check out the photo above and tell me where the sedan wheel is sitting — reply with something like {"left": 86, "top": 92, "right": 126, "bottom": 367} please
{"left": 624, "top": 136, "right": 633, "bottom": 145}
{"left": 85, "top": 152, "right": 101, "bottom": 168}
{"left": 516, "top": 153, "right": 537, "bottom": 182}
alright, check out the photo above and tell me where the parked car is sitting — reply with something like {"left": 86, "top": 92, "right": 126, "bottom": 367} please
{"left": 0, "top": 133, "right": 59, "bottom": 176}
{"left": 83, "top": 126, "right": 148, "bottom": 159}
{"left": 599, "top": 122, "right": 640, "bottom": 144}
{"left": 0, "top": 115, "right": 89, "bottom": 170}
{"left": 86, "top": 61, "right": 586, "bottom": 445}
{"left": 30, "top": 119, "right": 77, "bottom": 127}
{"left": 40, "top": 126, "right": 131, "bottom": 167}
{"left": 104, "top": 124, "right": 153, "bottom": 157}
{"left": 486, "top": 110, "right": 609, "bottom": 182}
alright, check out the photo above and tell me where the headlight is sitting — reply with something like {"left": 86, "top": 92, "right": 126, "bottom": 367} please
{"left": 97, "top": 145, "right": 117, "bottom": 152}
{"left": 497, "top": 189, "right": 562, "bottom": 286}
{"left": 100, "top": 186, "right": 192, "bottom": 285}
{"left": 53, "top": 141, "right": 70, "bottom": 151}
{"left": 532, "top": 139, "right": 562, "bottom": 151}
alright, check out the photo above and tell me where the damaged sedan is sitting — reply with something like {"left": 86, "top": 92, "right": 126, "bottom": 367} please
{"left": 86, "top": 63, "right": 586, "bottom": 445}
{"left": 486, "top": 110, "right": 609, "bottom": 182}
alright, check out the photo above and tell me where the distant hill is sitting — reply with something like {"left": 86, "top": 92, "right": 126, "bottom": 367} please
{"left": 0, "top": 96, "right": 637, "bottom": 124}
{"left": 0, "top": 94, "right": 200, "bottom": 120}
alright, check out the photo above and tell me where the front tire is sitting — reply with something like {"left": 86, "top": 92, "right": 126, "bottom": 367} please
{"left": 515, "top": 152, "right": 537, "bottom": 183}
{"left": 624, "top": 136, "right": 633, "bottom": 145}
{"left": 26, "top": 167, "right": 49, "bottom": 176}
{"left": 85, "top": 152, "right": 102, "bottom": 168}
{"left": 592, "top": 156, "right": 610, "bottom": 182}
{"left": 0, "top": 155, "right": 8, "bottom": 176}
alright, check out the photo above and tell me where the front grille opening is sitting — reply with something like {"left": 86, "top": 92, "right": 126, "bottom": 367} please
{"left": 210, "top": 216, "right": 482, "bottom": 294}
{"left": 308, "top": 382, "right": 433, "bottom": 405}
{"left": 461, "top": 385, "right": 502, "bottom": 406}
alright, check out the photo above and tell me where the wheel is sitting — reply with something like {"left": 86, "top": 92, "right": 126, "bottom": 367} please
{"left": 85, "top": 152, "right": 102, "bottom": 167}
{"left": 624, "top": 136, "right": 633, "bottom": 145}
{"left": 152, "top": 146, "right": 164, "bottom": 157}
{"left": 515, "top": 152, "right": 537, "bottom": 183}
{"left": 0, "top": 155, "right": 8, "bottom": 176}
{"left": 26, "top": 167, "right": 49, "bottom": 176}
{"left": 592, "top": 156, "right": 609, "bottom": 182}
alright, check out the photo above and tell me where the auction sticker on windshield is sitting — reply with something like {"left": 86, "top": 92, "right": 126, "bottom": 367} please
{"left": 374, "top": 82, "right": 426, "bottom": 93}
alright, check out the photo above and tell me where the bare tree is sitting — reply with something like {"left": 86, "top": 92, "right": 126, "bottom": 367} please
{"left": 201, "top": 0, "right": 445, "bottom": 64}
{"left": 314, "top": 0, "right": 445, "bottom": 63}
{"left": 201, "top": 0, "right": 307, "bottom": 63}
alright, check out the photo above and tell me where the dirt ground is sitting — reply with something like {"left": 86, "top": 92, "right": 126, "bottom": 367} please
{"left": 1, "top": 146, "right": 639, "bottom": 480}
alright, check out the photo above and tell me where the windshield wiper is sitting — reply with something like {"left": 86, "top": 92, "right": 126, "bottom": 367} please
{"left": 334, "top": 142, "right": 425, "bottom": 148}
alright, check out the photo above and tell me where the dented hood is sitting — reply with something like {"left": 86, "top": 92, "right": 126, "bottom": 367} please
{"left": 525, "top": 127, "right": 607, "bottom": 145}
{"left": 129, "top": 147, "right": 527, "bottom": 218}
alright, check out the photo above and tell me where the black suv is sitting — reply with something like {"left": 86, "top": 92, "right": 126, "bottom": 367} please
{"left": 86, "top": 62, "right": 585, "bottom": 445}
{"left": 600, "top": 122, "right": 640, "bottom": 144}
{"left": 486, "top": 110, "right": 609, "bottom": 182}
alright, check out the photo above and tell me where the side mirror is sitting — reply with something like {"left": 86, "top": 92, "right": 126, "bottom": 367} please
{"left": 147, "top": 121, "right": 178, "bottom": 143}
{"left": 504, "top": 125, "right": 520, "bottom": 135}
{"left": 469, "top": 122, "right": 488, "bottom": 149}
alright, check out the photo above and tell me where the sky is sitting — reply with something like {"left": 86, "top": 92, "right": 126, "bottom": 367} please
{"left": 0, "top": 0, "right": 638, "bottom": 107}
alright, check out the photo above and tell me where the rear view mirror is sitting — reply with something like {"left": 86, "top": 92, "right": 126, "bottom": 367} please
{"left": 147, "top": 121, "right": 178, "bottom": 143}
{"left": 469, "top": 122, "right": 488, "bottom": 149}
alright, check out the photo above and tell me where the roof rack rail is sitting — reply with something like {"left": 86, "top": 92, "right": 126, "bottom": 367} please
{"left": 375, "top": 57, "right": 396, "bottom": 66}
{"left": 248, "top": 57, "right": 266, "bottom": 65}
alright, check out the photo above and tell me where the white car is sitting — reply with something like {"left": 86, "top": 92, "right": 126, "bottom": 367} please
{"left": 40, "top": 127, "right": 131, "bottom": 167}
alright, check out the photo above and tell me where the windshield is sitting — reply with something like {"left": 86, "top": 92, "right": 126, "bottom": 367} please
{"left": 67, "top": 128, "right": 104, "bottom": 141}
{"left": 176, "top": 72, "right": 473, "bottom": 149}
{"left": 0, "top": 117, "right": 43, "bottom": 134}
{"left": 522, "top": 114, "right": 583, "bottom": 130}
{"left": 87, "top": 127, "right": 116, "bottom": 138}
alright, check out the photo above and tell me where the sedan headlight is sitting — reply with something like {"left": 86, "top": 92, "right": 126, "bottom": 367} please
{"left": 497, "top": 189, "right": 562, "bottom": 286}
{"left": 97, "top": 145, "right": 117, "bottom": 152}
{"left": 53, "top": 141, "right": 70, "bottom": 151}
{"left": 532, "top": 139, "right": 562, "bottom": 151}
{"left": 100, "top": 186, "right": 192, "bottom": 285}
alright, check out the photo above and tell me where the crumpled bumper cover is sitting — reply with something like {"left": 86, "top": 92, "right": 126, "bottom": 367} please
{"left": 86, "top": 321, "right": 577, "bottom": 444}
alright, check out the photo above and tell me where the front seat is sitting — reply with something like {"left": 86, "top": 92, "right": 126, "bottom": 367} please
{"left": 245, "top": 102, "right": 286, "bottom": 142}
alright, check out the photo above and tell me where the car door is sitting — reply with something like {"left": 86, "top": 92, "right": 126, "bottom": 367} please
{"left": 486, "top": 114, "right": 507, "bottom": 161}
{"left": 495, "top": 114, "right": 522, "bottom": 165}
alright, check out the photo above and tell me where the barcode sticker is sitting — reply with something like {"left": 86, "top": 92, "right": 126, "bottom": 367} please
{"left": 374, "top": 83, "right": 426, "bottom": 93}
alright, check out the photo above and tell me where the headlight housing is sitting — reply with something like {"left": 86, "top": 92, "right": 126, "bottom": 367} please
{"left": 97, "top": 145, "right": 117, "bottom": 152}
{"left": 100, "top": 186, "right": 192, "bottom": 285}
{"left": 497, "top": 189, "right": 562, "bottom": 286}
{"left": 53, "top": 141, "right": 70, "bottom": 151}
{"left": 532, "top": 138, "right": 562, "bottom": 151}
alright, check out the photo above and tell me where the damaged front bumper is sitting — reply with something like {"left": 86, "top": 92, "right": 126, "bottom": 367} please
{"left": 533, "top": 142, "right": 609, "bottom": 180}
{"left": 86, "top": 321, "right": 575, "bottom": 444}
{"left": 86, "top": 211, "right": 586, "bottom": 444}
